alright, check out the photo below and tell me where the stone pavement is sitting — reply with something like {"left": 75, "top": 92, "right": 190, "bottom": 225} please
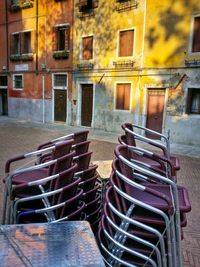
{"left": 0, "top": 116, "right": 200, "bottom": 266}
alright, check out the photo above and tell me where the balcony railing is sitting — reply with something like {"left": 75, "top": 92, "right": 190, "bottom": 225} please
{"left": 113, "top": 60, "right": 135, "bottom": 68}
{"left": 185, "top": 59, "right": 200, "bottom": 67}
{"left": 116, "top": 0, "right": 138, "bottom": 12}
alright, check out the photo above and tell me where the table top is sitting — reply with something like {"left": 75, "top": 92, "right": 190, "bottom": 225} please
{"left": 0, "top": 221, "right": 105, "bottom": 267}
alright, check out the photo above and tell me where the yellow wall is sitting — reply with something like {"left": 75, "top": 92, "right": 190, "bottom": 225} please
{"left": 144, "top": 0, "right": 200, "bottom": 67}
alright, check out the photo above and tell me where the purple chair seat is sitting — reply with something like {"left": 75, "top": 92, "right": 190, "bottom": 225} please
{"left": 12, "top": 168, "right": 48, "bottom": 185}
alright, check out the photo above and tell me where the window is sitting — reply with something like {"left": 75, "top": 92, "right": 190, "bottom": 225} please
{"left": 192, "top": 16, "right": 200, "bottom": 53}
{"left": 119, "top": 30, "right": 134, "bottom": 57}
{"left": 13, "top": 74, "right": 23, "bottom": 89}
{"left": 53, "top": 26, "right": 70, "bottom": 52}
{"left": 10, "top": 31, "right": 34, "bottom": 60}
{"left": 82, "top": 36, "right": 93, "bottom": 60}
{"left": 115, "top": 83, "right": 131, "bottom": 110}
{"left": 187, "top": 88, "right": 200, "bottom": 114}
{"left": 78, "top": 0, "right": 98, "bottom": 12}
{"left": 54, "top": 74, "right": 67, "bottom": 88}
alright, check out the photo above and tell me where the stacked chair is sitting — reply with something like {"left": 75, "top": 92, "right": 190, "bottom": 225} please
{"left": 2, "top": 130, "right": 102, "bottom": 231}
{"left": 98, "top": 123, "right": 191, "bottom": 267}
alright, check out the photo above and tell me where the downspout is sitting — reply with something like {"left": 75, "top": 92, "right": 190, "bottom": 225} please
{"left": 137, "top": 0, "right": 147, "bottom": 126}
{"left": 5, "top": 0, "right": 9, "bottom": 71}
{"left": 36, "top": 0, "right": 38, "bottom": 73}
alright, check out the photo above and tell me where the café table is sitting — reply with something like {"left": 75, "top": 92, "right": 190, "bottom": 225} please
{"left": 0, "top": 221, "right": 105, "bottom": 267}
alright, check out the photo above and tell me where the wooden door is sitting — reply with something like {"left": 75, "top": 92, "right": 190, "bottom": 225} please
{"left": 146, "top": 89, "right": 165, "bottom": 139}
{"left": 54, "top": 90, "right": 67, "bottom": 122}
{"left": 2, "top": 89, "right": 8, "bottom": 115}
{"left": 81, "top": 84, "right": 93, "bottom": 127}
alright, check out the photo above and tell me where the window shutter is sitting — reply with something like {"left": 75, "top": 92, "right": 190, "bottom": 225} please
{"left": 186, "top": 89, "right": 192, "bottom": 114}
{"left": 92, "top": 0, "right": 98, "bottom": 8}
{"left": 10, "top": 34, "right": 15, "bottom": 55}
{"left": 82, "top": 36, "right": 93, "bottom": 60}
{"left": 119, "top": 30, "right": 134, "bottom": 57}
{"left": 116, "top": 83, "right": 131, "bottom": 110}
{"left": 19, "top": 32, "right": 23, "bottom": 54}
{"left": 65, "top": 27, "right": 70, "bottom": 51}
{"left": 116, "top": 84, "right": 125, "bottom": 109}
{"left": 31, "top": 30, "right": 36, "bottom": 53}
{"left": 192, "top": 16, "right": 200, "bottom": 53}
{"left": 124, "top": 83, "right": 131, "bottom": 110}
{"left": 52, "top": 27, "right": 58, "bottom": 51}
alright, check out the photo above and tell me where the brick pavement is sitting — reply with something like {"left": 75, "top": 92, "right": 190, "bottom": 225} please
{"left": 0, "top": 118, "right": 200, "bottom": 266}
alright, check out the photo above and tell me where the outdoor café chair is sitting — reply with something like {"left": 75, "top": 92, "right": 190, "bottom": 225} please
{"left": 121, "top": 123, "right": 180, "bottom": 175}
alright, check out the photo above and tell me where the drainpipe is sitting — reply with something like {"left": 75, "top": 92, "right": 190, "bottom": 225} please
{"left": 36, "top": 0, "right": 38, "bottom": 73}
{"left": 5, "top": 0, "right": 9, "bottom": 71}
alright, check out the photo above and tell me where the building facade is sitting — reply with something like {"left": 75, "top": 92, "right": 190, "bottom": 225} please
{"left": 0, "top": 0, "right": 74, "bottom": 123}
{"left": 0, "top": 0, "right": 200, "bottom": 145}
{"left": 72, "top": 0, "right": 200, "bottom": 145}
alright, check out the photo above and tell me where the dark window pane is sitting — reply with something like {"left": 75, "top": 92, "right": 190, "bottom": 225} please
{"left": 192, "top": 16, "right": 200, "bottom": 53}
{"left": 14, "top": 75, "right": 23, "bottom": 89}
{"left": 187, "top": 88, "right": 200, "bottom": 114}
{"left": 23, "top": 31, "right": 32, "bottom": 54}
{"left": 58, "top": 28, "right": 66, "bottom": 51}
{"left": 54, "top": 74, "right": 67, "bottom": 87}
{"left": 13, "top": 33, "right": 20, "bottom": 54}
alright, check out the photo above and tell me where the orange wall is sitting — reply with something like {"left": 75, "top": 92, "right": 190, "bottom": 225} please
{"left": 3, "top": 0, "right": 73, "bottom": 100}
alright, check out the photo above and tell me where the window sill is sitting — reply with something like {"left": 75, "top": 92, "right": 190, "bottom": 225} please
{"left": 13, "top": 88, "right": 23, "bottom": 91}
{"left": 10, "top": 54, "right": 33, "bottom": 62}
{"left": 114, "top": 108, "right": 131, "bottom": 112}
{"left": 53, "top": 50, "right": 70, "bottom": 59}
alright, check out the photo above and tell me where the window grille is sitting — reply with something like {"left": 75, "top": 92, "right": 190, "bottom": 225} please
{"left": 54, "top": 74, "right": 67, "bottom": 87}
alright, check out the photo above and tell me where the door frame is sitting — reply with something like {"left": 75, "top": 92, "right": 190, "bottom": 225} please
{"left": 77, "top": 81, "right": 95, "bottom": 127}
{"left": 0, "top": 75, "right": 8, "bottom": 116}
{"left": 52, "top": 73, "right": 68, "bottom": 123}
{"left": 142, "top": 86, "right": 168, "bottom": 134}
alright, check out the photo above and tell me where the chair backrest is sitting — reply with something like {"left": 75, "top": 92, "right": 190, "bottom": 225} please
{"left": 83, "top": 184, "right": 100, "bottom": 203}
{"left": 52, "top": 139, "right": 74, "bottom": 159}
{"left": 114, "top": 146, "right": 134, "bottom": 179}
{"left": 73, "top": 130, "right": 89, "bottom": 143}
{"left": 75, "top": 164, "right": 98, "bottom": 181}
{"left": 50, "top": 163, "right": 77, "bottom": 192}
{"left": 79, "top": 174, "right": 98, "bottom": 192}
{"left": 58, "top": 188, "right": 83, "bottom": 219}
{"left": 72, "top": 140, "right": 90, "bottom": 156}
{"left": 121, "top": 123, "right": 136, "bottom": 147}
{"left": 52, "top": 176, "right": 81, "bottom": 213}
{"left": 73, "top": 151, "right": 92, "bottom": 172}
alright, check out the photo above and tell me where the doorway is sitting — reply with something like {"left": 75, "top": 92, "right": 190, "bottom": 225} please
{"left": 53, "top": 73, "right": 67, "bottom": 122}
{"left": 81, "top": 84, "right": 93, "bottom": 127}
{"left": 0, "top": 76, "right": 8, "bottom": 116}
{"left": 54, "top": 89, "right": 67, "bottom": 122}
{"left": 146, "top": 89, "right": 165, "bottom": 139}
